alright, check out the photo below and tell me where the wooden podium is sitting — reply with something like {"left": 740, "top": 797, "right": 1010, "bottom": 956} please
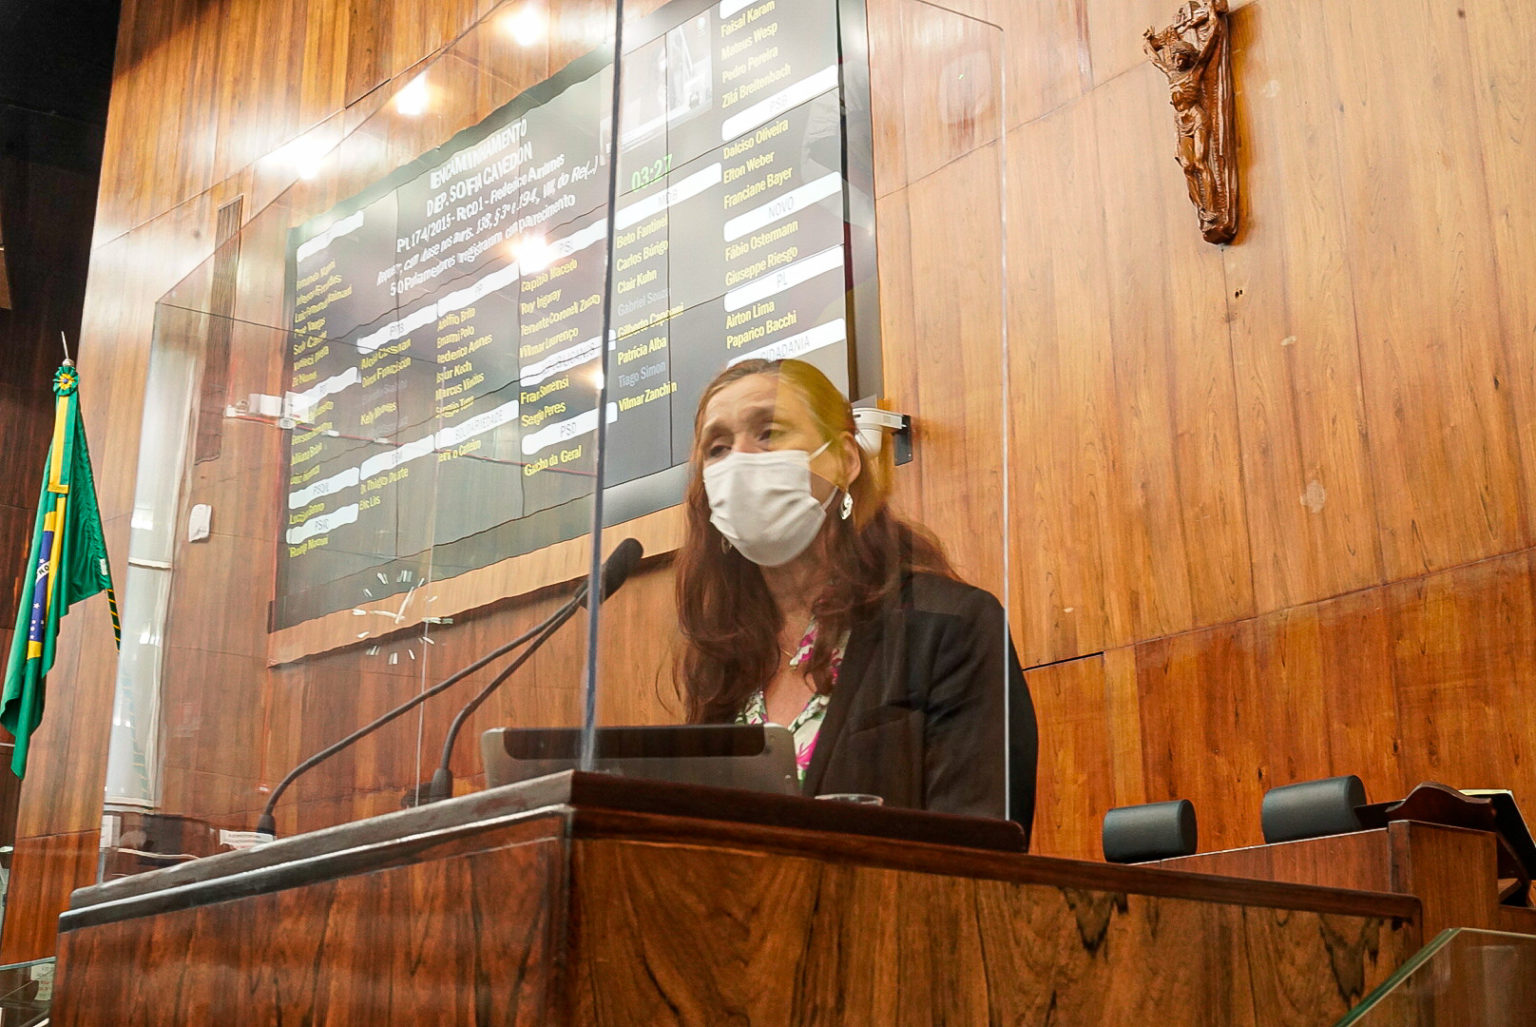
{"left": 51, "top": 773, "right": 1420, "bottom": 1024}
{"left": 1159, "top": 819, "right": 1536, "bottom": 940}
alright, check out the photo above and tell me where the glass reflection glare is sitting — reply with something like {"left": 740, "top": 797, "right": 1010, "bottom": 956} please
{"left": 499, "top": 4, "right": 548, "bottom": 47}
{"left": 511, "top": 232, "right": 553, "bottom": 273}
{"left": 396, "top": 73, "right": 431, "bottom": 117}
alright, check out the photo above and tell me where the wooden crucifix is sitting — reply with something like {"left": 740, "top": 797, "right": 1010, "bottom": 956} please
{"left": 1144, "top": 0, "right": 1238, "bottom": 243}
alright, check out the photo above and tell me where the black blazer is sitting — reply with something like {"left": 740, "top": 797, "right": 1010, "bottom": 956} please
{"left": 800, "top": 573, "right": 1038, "bottom": 845}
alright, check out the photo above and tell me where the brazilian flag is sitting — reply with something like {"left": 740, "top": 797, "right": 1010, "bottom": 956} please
{"left": 2, "top": 363, "right": 119, "bottom": 778}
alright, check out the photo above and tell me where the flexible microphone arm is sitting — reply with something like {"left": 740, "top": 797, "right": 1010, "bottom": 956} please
{"left": 426, "top": 537, "right": 644, "bottom": 802}
{"left": 427, "top": 602, "right": 579, "bottom": 801}
{"left": 255, "top": 592, "right": 583, "bottom": 837}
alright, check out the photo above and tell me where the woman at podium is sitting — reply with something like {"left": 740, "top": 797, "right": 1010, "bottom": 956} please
{"left": 674, "top": 358, "right": 1037, "bottom": 839}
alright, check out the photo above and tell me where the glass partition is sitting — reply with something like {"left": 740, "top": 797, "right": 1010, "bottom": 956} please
{"left": 0, "top": 956, "right": 53, "bottom": 1025}
{"left": 576, "top": 0, "right": 1025, "bottom": 829}
{"left": 100, "top": 0, "right": 1021, "bottom": 883}
{"left": 100, "top": 0, "right": 623, "bottom": 873}
{"left": 1339, "top": 928, "right": 1536, "bottom": 1024}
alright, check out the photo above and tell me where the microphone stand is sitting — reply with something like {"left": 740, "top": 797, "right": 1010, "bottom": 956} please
{"left": 425, "top": 537, "right": 643, "bottom": 801}
{"left": 255, "top": 590, "right": 585, "bottom": 837}
{"left": 426, "top": 599, "right": 581, "bottom": 801}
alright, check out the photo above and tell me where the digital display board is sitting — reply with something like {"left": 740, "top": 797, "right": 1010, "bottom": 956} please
{"left": 278, "top": 0, "right": 872, "bottom": 627}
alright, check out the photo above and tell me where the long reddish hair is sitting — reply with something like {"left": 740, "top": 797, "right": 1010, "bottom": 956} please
{"left": 675, "top": 359, "right": 954, "bottom": 723}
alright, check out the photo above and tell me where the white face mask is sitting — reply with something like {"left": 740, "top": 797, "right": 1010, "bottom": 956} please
{"left": 703, "top": 442, "right": 833, "bottom": 567}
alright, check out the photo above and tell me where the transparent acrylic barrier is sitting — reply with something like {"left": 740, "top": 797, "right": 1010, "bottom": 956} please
{"left": 575, "top": 0, "right": 1030, "bottom": 832}
{"left": 1339, "top": 928, "right": 1536, "bottom": 1025}
{"left": 0, "top": 957, "right": 54, "bottom": 1024}
{"left": 101, "top": 0, "right": 622, "bottom": 874}
{"left": 102, "top": 0, "right": 1024, "bottom": 884}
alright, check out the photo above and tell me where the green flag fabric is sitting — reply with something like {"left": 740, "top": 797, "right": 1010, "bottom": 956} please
{"left": 2, "top": 363, "right": 119, "bottom": 778}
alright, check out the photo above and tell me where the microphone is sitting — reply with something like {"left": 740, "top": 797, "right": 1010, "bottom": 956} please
{"left": 254, "top": 549, "right": 621, "bottom": 837}
{"left": 426, "top": 537, "right": 643, "bottom": 802}
{"left": 580, "top": 536, "right": 643, "bottom": 607}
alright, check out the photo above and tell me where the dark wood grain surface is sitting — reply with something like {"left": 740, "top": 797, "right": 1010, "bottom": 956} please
{"left": 51, "top": 777, "right": 1415, "bottom": 1025}
{"left": 53, "top": 830, "right": 564, "bottom": 1025}
{"left": 1158, "top": 827, "right": 1394, "bottom": 896}
{"left": 566, "top": 833, "right": 1406, "bottom": 1025}
{"left": 0, "top": 831, "right": 99, "bottom": 965}
{"left": 1158, "top": 820, "right": 1536, "bottom": 942}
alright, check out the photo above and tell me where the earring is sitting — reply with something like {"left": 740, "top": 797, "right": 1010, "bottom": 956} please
{"left": 840, "top": 491, "right": 854, "bottom": 521}
{"left": 720, "top": 535, "right": 733, "bottom": 554}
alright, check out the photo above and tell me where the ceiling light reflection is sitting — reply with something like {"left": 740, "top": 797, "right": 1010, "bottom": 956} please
{"left": 396, "top": 73, "right": 431, "bottom": 117}
{"left": 499, "top": 4, "right": 549, "bottom": 47}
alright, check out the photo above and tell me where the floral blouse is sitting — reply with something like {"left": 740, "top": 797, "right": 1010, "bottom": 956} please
{"left": 736, "top": 617, "right": 848, "bottom": 782}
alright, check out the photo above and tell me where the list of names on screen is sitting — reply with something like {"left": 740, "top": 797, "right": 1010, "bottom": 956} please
{"left": 279, "top": 0, "right": 857, "bottom": 627}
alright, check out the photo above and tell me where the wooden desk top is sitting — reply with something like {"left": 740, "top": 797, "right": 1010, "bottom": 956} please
{"left": 64, "top": 772, "right": 1417, "bottom": 934}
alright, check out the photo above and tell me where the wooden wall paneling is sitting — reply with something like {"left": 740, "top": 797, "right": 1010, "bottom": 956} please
{"left": 1006, "top": 103, "right": 1116, "bottom": 665}
{"left": 223, "top": 206, "right": 293, "bottom": 333}
{"left": 590, "top": 564, "right": 683, "bottom": 727}
{"left": 891, "top": 0, "right": 1003, "bottom": 189}
{"left": 1102, "top": 645, "right": 1148, "bottom": 813}
{"left": 870, "top": 186, "right": 917, "bottom": 465}
{"left": 86, "top": 188, "right": 237, "bottom": 518}
{"left": 414, "top": 597, "right": 521, "bottom": 786}
{"left": 339, "top": 649, "right": 437, "bottom": 801}
{"left": 1386, "top": 551, "right": 1536, "bottom": 797}
{"left": 1023, "top": 646, "right": 1141, "bottom": 861}
{"left": 1136, "top": 620, "right": 1265, "bottom": 853}
{"left": 986, "top": 0, "right": 1092, "bottom": 130}
{"left": 264, "top": 650, "right": 433, "bottom": 830}
{"left": 863, "top": 0, "right": 909, "bottom": 197}
{"left": 342, "top": 0, "right": 493, "bottom": 113}
{"left": 1254, "top": 588, "right": 1403, "bottom": 804}
{"left": 548, "top": 0, "right": 625, "bottom": 74}
{"left": 401, "top": 578, "right": 591, "bottom": 791}
{"left": 156, "top": 647, "right": 268, "bottom": 821}
{"left": 897, "top": 145, "right": 1007, "bottom": 593}
{"left": 298, "top": 0, "right": 351, "bottom": 122}
{"left": 383, "top": 0, "right": 494, "bottom": 104}
{"left": 1463, "top": 0, "right": 1536, "bottom": 531}
{"left": 1092, "top": 68, "right": 1254, "bottom": 643}
{"left": 980, "top": 647, "right": 1146, "bottom": 863}
{"left": 156, "top": 7, "right": 229, "bottom": 236}
{"left": 1327, "top": 0, "right": 1529, "bottom": 578}
{"left": 277, "top": 650, "right": 373, "bottom": 809}
{"left": 1084, "top": 0, "right": 1257, "bottom": 90}
{"left": 345, "top": 0, "right": 392, "bottom": 106}
{"left": 258, "top": 660, "right": 315, "bottom": 815}
{"left": 449, "top": 16, "right": 552, "bottom": 126}
{"left": 206, "top": 0, "right": 306, "bottom": 189}
{"left": 865, "top": 0, "right": 1042, "bottom": 190}
{"left": 162, "top": 530, "right": 273, "bottom": 663}
{"left": 0, "top": 831, "right": 99, "bottom": 965}
{"left": 1024, "top": 654, "right": 1115, "bottom": 860}
{"left": 181, "top": 423, "right": 284, "bottom": 560}
{"left": 93, "top": 1, "right": 219, "bottom": 240}
{"left": 1219, "top": 0, "right": 1382, "bottom": 613}
{"left": 907, "top": 0, "right": 1092, "bottom": 131}
{"left": 353, "top": 664, "right": 437, "bottom": 801}
{"left": 517, "top": 605, "right": 591, "bottom": 725}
